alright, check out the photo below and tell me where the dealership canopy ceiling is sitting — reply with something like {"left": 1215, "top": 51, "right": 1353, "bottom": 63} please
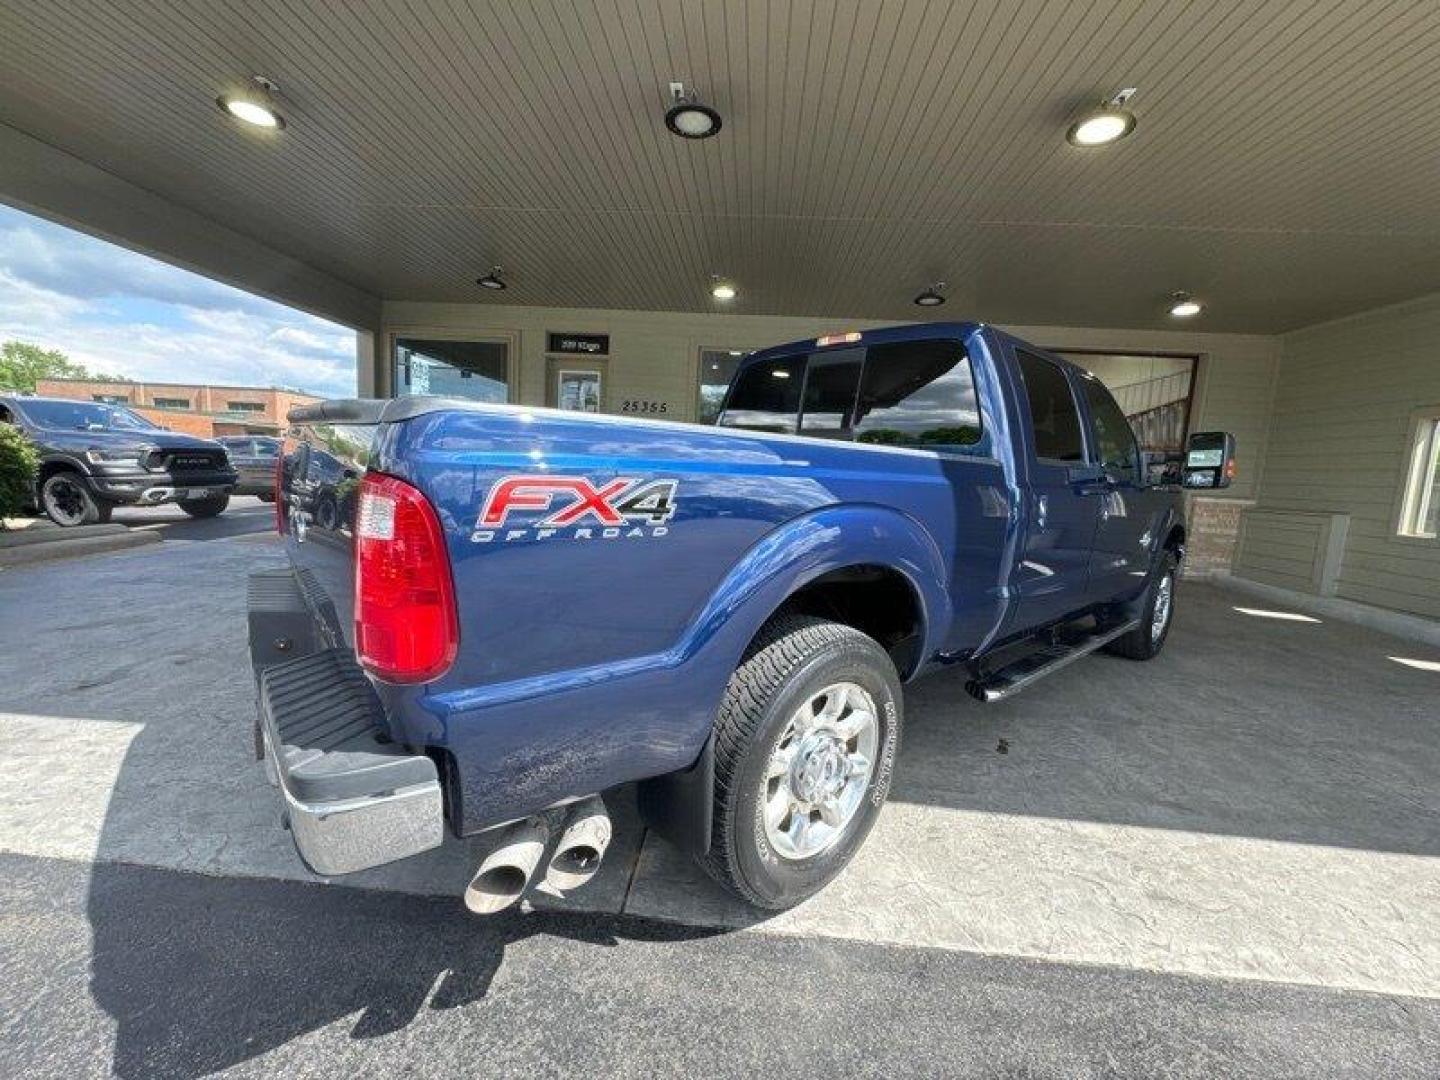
{"left": 3, "top": 0, "right": 1439, "bottom": 333}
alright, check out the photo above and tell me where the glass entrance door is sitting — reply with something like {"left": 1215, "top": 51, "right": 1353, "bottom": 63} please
{"left": 393, "top": 336, "right": 510, "bottom": 401}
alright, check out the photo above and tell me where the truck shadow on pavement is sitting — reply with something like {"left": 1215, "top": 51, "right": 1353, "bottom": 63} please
{"left": 84, "top": 858, "right": 722, "bottom": 1078}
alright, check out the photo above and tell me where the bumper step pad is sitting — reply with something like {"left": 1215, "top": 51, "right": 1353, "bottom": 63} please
{"left": 257, "top": 648, "right": 442, "bottom": 874}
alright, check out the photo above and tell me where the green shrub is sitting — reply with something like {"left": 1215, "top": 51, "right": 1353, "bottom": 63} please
{"left": 0, "top": 423, "right": 40, "bottom": 523}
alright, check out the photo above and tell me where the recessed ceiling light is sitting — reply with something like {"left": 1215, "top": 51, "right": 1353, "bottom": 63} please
{"left": 913, "top": 282, "right": 947, "bottom": 307}
{"left": 217, "top": 76, "right": 285, "bottom": 129}
{"left": 665, "top": 82, "right": 722, "bottom": 139}
{"left": 711, "top": 278, "right": 737, "bottom": 301}
{"left": 1168, "top": 290, "right": 1203, "bottom": 318}
{"left": 1066, "top": 88, "right": 1137, "bottom": 147}
{"left": 476, "top": 266, "right": 507, "bottom": 291}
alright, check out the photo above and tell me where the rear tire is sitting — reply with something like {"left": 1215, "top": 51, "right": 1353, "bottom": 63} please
{"left": 1104, "top": 554, "right": 1178, "bottom": 660}
{"left": 179, "top": 494, "right": 229, "bottom": 519}
{"left": 700, "top": 614, "right": 902, "bottom": 910}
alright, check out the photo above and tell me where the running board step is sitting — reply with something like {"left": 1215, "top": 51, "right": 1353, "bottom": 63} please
{"left": 965, "top": 620, "right": 1141, "bottom": 704}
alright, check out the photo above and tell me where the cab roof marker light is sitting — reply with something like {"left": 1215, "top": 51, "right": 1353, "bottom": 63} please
{"left": 816, "top": 332, "right": 862, "bottom": 347}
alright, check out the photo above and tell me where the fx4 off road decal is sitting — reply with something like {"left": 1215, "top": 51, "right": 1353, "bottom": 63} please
{"left": 471, "top": 475, "right": 678, "bottom": 543}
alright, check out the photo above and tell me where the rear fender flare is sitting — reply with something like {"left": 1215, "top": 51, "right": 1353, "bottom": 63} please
{"left": 639, "top": 505, "right": 949, "bottom": 854}
{"left": 677, "top": 503, "right": 951, "bottom": 680}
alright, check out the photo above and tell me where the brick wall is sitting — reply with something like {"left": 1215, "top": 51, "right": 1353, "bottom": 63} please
{"left": 1184, "top": 496, "right": 1254, "bottom": 579}
{"left": 132, "top": 408, "right": 216, "bottom": 436}
{"left": 34, "top": 379, "right": 320, "bottom": 424}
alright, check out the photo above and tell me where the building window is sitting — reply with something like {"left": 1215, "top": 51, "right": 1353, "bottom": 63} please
{"left": 226, "top": 401, "right": 266, "bottom": 413}
{"left": 1054, "top": 350, "right": 1196, "bottom": 483}
{"left": 92, "top": 393, "right": 129, "bottom": 404}
{"left": 1398, "top": 412, "right": 1440, "bottom": 539}
{"left": 394, "top": 337, "right": 509, "bottom": 402}
{"left": 697, "top": 349, "right": 749, "bottom": 424}
{"left": 153, "top": 397, "right": 190, "bottom": 410}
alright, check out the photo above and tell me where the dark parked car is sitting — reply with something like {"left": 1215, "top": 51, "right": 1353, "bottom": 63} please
{"left": 217, "top": 436, "right": 281, "bottom": 500}
{"left": 0, "top": 394, "right": 237, "bottom": 526}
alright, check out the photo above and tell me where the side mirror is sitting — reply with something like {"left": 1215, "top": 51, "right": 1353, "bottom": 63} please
{"left": 1183, "top": 431, "right": 1236, "bottom": 489}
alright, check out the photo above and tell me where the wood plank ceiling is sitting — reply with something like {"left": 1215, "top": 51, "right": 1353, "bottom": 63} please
{"left": 2, "top": 0, "right": 1438, "bottom": 332}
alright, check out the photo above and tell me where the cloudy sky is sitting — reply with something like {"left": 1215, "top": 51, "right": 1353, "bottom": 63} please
{"left": 0, "top": 202, "right": 356, "bottom": 397}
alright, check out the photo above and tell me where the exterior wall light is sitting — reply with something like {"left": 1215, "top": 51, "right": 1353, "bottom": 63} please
{"left": 913, "top": 282, "right": 947, "bottom": 307}
{"left": 476, "top": 267, "right": 507, "bottom": 291}
{"left": 1169, "top": 291, "right": 1203, "bottom": 318}
{"left": 665, "top": 83, "right": 722, "bottom": 139}
{"left": 217, "top": 76, "right": 285, "bottom": 129}
{"left": 1067, "top": 88, "right": 1137, "bottom": 147}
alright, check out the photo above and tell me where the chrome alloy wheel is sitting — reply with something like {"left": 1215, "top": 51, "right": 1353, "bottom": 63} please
{"left": 763, "top": 682, "right": 879, "bottom": 861}
{"left": 1151, "top": 572, "right": 1173, "bottom": 643}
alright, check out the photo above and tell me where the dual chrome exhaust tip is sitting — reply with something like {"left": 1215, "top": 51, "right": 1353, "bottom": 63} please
{"left": 463, "top": 795, "right": 613, "bottom": 916}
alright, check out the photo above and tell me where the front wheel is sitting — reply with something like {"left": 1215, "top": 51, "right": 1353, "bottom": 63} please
{"left": 41, "top": 472, "right": 110, "bottom": 527}
{"left": 178, "top": 494, "right": 229, "bottom": 519}
{"left": 1104, "top": 554, "right": 1177, "bottom": 660}
{"left": 700, "top": 614, "right": 902, "bottom": 910}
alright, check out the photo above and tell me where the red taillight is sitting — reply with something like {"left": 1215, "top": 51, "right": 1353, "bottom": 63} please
{"left": 354, "top": 473, "right": 459, "bottom": 683}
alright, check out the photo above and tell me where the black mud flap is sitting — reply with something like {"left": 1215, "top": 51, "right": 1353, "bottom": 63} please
{"left": 636, "top": 735, "right": 714, "bottom": 856}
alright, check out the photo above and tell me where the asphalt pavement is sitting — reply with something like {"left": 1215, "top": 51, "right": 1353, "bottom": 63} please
{"left": 1, "top": 502, "right": 1438, "bottom": 1076}
{"left": 109, "top": 493, "right": 276, "bottom": 540}
{"left": 2, "top": 852, "right": 1436, "bottom": 1079}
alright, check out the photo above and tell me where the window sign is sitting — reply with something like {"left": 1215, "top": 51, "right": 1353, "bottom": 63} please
{"left": 557, "top": 369, "right": 602, "bottom": 412}
{"left": 548, "top": 333, "right": 610, "bottom": 356}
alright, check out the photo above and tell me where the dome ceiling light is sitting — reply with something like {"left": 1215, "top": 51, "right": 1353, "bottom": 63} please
{"left": 665, "top": 82, "right": 722, "bottom": 140}
{"left": 1168, "top": 291, "right": 1203, "bottom": 318}
{"left": 476, "top": 266, "right": 508, "bottom": 291}
{"left": 913, "top": 282, "right": 947, "bottom": 307}
{"left": 217, "top": 75, "right": 286, "bottom": 129}
{"left": 710, "top": 277, "right": 737, "bottom": 301}
{"left": 1066, "top": 88, "right": 1137, "bottom": 147}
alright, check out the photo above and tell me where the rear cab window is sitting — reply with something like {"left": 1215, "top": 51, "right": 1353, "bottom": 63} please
{"left": 1015, "top": 350, "right": 1085, "bottom": 463}
{"left": 720, "top": 336, "right": 986, "bottom": 454}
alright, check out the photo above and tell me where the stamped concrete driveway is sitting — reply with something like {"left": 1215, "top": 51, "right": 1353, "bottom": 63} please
{"left": 0, "top": 524, "right": 1437, "bottom": 1074}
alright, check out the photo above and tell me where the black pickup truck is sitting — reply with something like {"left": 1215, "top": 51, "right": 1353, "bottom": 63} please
{"left": 0, "top": 395, "right": 237, "bottom": 525}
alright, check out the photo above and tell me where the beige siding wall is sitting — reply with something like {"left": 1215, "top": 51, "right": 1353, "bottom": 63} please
{"left": 381, "top": 300, "right": 1280, "bottom": 498}
{"left": 1239, "top": 294, "right": 1440, "bottom": 618}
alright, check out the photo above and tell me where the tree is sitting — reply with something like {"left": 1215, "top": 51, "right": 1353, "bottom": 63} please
{"left": 0, "top": 340, "right": 126, "bottom": 393}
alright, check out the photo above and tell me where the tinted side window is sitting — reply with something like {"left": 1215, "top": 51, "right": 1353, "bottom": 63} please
{"left": 1016, "top": 351, "right": 1084, "bottom": 462}
{"left": 854, "top": 339, "right": 982, "bottom": 449}
{"left": 799, "top": 348, "right": 863, "bottom": 437}
{"left": 718, "top": 355, "right": 806, "bottom": 433}
{"left": 1081, "top": 376, "right": 1140, "bottom": 480}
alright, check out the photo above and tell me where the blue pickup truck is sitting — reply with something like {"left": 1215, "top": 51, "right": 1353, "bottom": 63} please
{"left": 249, "top": 322, "right": 1232, "bottom": 913}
